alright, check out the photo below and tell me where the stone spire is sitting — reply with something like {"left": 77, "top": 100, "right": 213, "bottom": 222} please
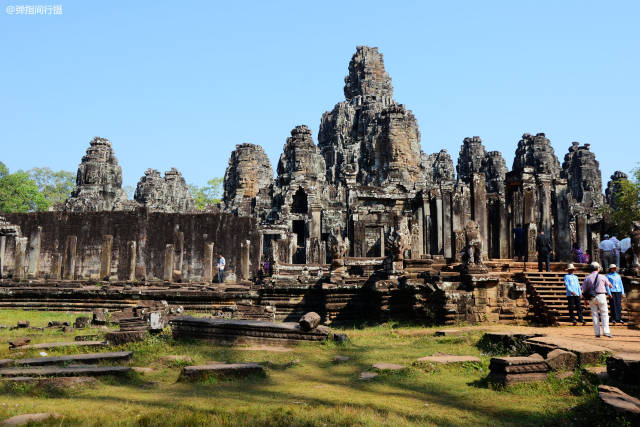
{"left": 561, "top": 142, "right": 603, "bottom": 214}
{"left": 512, "top": 133, "right": 560, "bottom": 177}
{"left": 483, "top": 151, "right": 508, "bottom": 194}
{"left": 605, "top": 170, "right": 629, "bottom": 209}
{"left": 429, "top": 149, "right": 455, "bottom": 185}
{"left": 318, "top": 46, "right": 424, "bottom": 187}
{"left": 223, "top": 143, "right": 273, "bottom": 216}
{"left": 344, "top": 46, "right": 393, "bottom": 102}
{"left": 457, "top": 136, "right": 487, "bottom": 184}
{"left": 277, "top": 125, "right": 326, "bottom": 187}
{"left": 64, "top": 137, "right": 130, "bottom": 212}
{"left": 134, "top": 168, "right": 195, "bottom": 212}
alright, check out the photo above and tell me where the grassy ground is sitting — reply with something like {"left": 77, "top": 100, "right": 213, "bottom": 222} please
{"left": 0, "top": 310, "right": 626, "bottom": 426}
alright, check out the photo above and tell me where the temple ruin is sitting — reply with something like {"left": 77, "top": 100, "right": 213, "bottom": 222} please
{"left": 0, "top": 46, "right": 638, "bottom": 327}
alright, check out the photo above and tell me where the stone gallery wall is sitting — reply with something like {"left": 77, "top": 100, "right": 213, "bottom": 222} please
{"left": 2, "top": 210, "right": 259, "bottom": 281}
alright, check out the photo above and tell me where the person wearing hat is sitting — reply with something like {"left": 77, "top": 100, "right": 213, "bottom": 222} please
{"left": 606, "top": 264, "right": 625, "bottom": 325}
{"left": 582, "top": 262, "right": 613, "bottom": 338}
{"left": 564, "top": 264, "right": 584, "bottom": 325}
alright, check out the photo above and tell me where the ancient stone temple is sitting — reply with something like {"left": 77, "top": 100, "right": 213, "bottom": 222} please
{"left": 64, "top": 137, "right": 131, "bottom": 212}
{"left": 3, "top": 45, "right": 636, "bottom": 328}
{"left": 605, "top": 171, "right": 629, "bottom": 209}
{"left": 134, "top": 168, "right": 195, "bottom": 213}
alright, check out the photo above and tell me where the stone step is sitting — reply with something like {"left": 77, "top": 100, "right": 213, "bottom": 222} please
{"left": 0, "top": 365, "right": 131, "bottom": 377}
{"left": 10, "top": 341, "right": 107, "bottom": 351}
{"left": 0, "top": 351, "right": 132, "bottom": 367}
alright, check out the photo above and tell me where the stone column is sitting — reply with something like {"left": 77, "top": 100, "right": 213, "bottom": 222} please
{"left": 435, "top": 193, "right": 443, "bottom": 255}
{"left": 14, "top": 237, "right": 28, "bottom": 280}
{"left": 175, "top": 231, "right": 184, "bottom": 273}
{"left": 498, "top": 198, "right": 509, "bottom": 259}
{"left": 127, "top": 241, "right": 137, "bottom": 281}
{"left": 63, "top": 235, "right": 77, "bottom": 280}
{"left": 537, "top": 174, "right": 552, "bottom": 235}
{"left": 310, "top": 206, "right": 322, "bottom": 241}
{"left": 27, "top": 226, "right": 42, "bottom": 278}
{"left": 422, "top": 198, "right": 431, "bottom": 255}
{"left": 471, "top": 173, "right": 488, "bottom": 258}
{"left": 576, "top": 216, "right": 588, "bottom": 254}
{"left": 240, "top": 239, "right": 250, "bottom": 280}
{"left": 0, "top": 235, "right": 6, "bottom": 278}
{"left": 50, "top": 253, "right": 62, "bottom": 280}
{"left": 379, "top": 227, "right": 385, "bottom": 257}
{"left": 163, "top": 244, "right": 174, "bottom": 282}
{"left": 203, "top": 241, "right": 214, "bottom": 283}
{"left": 100, "top": 235, "right": 113, "bottom": 280}
{"left": 554, "top": 178, "right": 571, "bottom": 261}
{"left": 441, "top": 187, "right": 453, "bottom": 259}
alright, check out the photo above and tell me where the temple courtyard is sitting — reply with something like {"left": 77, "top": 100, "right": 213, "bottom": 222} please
{"left": 0, "top": 309, "right": 637, "bottom": 426}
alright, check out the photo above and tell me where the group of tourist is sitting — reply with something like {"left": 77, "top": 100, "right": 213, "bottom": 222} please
{"left": 563, "top": 262, "right": 626, "bottom": 337}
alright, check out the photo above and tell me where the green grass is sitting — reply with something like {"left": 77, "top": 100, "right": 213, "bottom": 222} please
{"left": 0, "top": 310, "right": 622, "bottom": 426}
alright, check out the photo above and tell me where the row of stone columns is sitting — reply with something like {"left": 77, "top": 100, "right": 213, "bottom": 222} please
{"left": 2, "top": 231, "right": 253, "bottom": 283}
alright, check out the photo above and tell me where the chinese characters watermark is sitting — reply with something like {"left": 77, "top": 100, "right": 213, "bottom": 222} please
{"left": 6, "top": 5, "right": 63, "bottom": 15}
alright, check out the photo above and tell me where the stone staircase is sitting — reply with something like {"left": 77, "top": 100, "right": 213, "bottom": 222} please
{"left": 524, "top": 271, "right": 629, "bottom": 325}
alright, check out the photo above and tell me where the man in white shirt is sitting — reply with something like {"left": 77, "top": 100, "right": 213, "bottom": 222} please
{"left": 599, "top": 235, "right": 615, "bottom": 268}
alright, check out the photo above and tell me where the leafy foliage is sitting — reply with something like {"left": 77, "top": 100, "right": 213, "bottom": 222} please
{"left": 189, "top": 177, "right": 223, "bottom": 210}
{"left": 0, "top": 162, "right": 49, "bottom": 212}
{"left": 602, "top": 165, "right": 640, "bottom": 236}
{"left": 28, "top": 166, "right": 75, "bottom": 206}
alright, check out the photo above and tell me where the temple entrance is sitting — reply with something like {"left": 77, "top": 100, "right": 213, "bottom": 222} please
{"left": 292, "top": 220, "right": 306, "bottom": 264}
{"left": 292, "top": 188, "right": 308, "bottom": 214}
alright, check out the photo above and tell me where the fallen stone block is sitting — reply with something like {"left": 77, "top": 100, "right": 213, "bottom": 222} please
{"left": 92, "top": 308, "right": 108, "bottom": 325}
{"left": 0, "top": 365, "right": 131, "bottom": 378}
{"left": 8, "top": 351, "right": 132, "bottom": 367}
{"left": 545, "top": 349, "right": 577, "bottom": 371}
{"left": 586, "top": 366, "right": 608, "bottom": 382}
{"left": 74, "top": 334, "right": 101, "bottom": 342}
{"left": 598, "top": 385, "right": 640, "bottom": 419}
{"left": 299, "top": 312, "right": 321, "bottom": 332}
{"left": 371, "top": 362, "right": 405, "bottom": 371}
{"left": 10, "top": 341, "right": 106, "bottom": 351}
{"left": 3, "top": 376, "right": 97, "bottom": 389}
{"left": 524, "top": 336, "right": 609, "bottom": 365}
{"left": 333, "top": 355, "right": 350, "bottom": 364}
{"left": 1, "top": 412, "right": 60, "bottom": 426}
{"left": 417, "top": 354, "right": 481, "bottom": 364}
{"left": 359, "top": 371, "right": 378, "bottom": 381}
{"left": 180, "top": 363, "right": 264, "bottom": 381}
{"left": 8, "top": 338, "right": 30, "bottom": 349}
{"left": 488, "top": 371, "right": 549, "bottom": 386}
{"left": 74, "top": 316, "right": 91, "bottom": 329}
{"left": 47, "top": 321, "right": 70, "bottom": 328}
{"left": 105, "top": 331, "right": 147, "bottom": 345}
{"left": 16, "top": 321, "right": 29, "bottom": 328}
{"left": 606, "top": 353, "right": 640, "bottom": 385}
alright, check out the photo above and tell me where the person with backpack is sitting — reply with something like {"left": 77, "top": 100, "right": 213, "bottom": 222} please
{"left": 581, "top": 262, "right": 613, "bottom": 338}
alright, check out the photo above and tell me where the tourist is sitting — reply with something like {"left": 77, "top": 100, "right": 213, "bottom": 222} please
{"left": 535, "top": 230, "right": 552, "bottom": 272}
{"left": 606, "top": 264, "right": 625, "bottom": 325}
{"left": 217, "top": 253, "right": 225, "bottom": 283}
{"left": 620, "top": 236, "right": 632, "bottom": 268}
{"left": 599, "top": 234, "right": 616, "bottom": 269}
{"left": 564, "top": 264, "right": 584, "bottom": 326}
{"left": 263, "top": 259, "right": 271, "bottom": 277}
{"left": 512, "top": 224, "right": 525, "bottom": 261}
{"left": 582, "top": 262, "right": 613, "bottom": 338}
{"left": 572, "top": 242, "right": 588, "bottom": 264}
{"left": 609, "top": 235, "right": 621, "bottom": 267}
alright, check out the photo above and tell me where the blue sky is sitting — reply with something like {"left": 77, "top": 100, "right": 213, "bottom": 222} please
{"left": 1, "top": 1, "right": 638, "bottom": 190}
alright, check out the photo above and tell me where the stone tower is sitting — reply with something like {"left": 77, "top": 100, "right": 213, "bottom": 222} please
{"left": 222, "top": 143, "right": 273, "bottom": 216}
{"left": 64, "top": 137, "right": 130, "bottom": 212}
{"left": 134, "top": 168, "right": 195, "bottom": 212}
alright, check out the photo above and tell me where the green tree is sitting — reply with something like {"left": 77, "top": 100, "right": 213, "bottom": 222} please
{"left": 0, "top": 162, "right": 49, "bottom": 213}
{"left": 610, "top": 166, "right": 640, "bottom": 235}
{"left": 28, "top": 167, "right": 75, "bottom": 206}
{"left": 189, "top": 177, "right": 223, "bottom": 210}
